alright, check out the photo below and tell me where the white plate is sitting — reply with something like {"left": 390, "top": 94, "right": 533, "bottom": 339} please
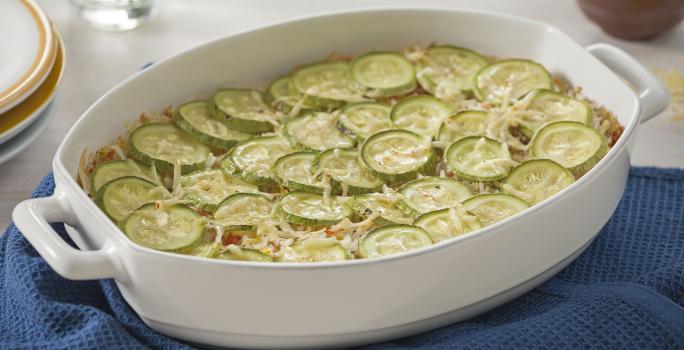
{"left": 0, "top": 100, "right": 54, "bottom": 166}
{"left": 0, "top": 0, "right": 56, "bottom": 114}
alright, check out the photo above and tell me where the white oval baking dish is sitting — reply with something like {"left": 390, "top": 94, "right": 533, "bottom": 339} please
{"left": 12, "top": 7, "right": 669, "bottom": 349}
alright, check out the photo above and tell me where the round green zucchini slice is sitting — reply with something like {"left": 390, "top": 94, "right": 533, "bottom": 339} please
{"left": 414, "top": 45, "right": 489, "bottom": 95}
{"left": 291, "top": 61, "right": 364, "bottom": 108}
{"left": 284, "top": 112, "right": 355, "bottom": 151}
{"left": 212, "top": 89, "right": 278, "bottom": 134}
{"left": 517, "top": 89, "right": 594, "bottom": 138}
{"left": 273, "top": 151, "right": 327, "bottom": 193}
{"left": 128, "top": 123, "right": 211, "bottom": 174}
{"left": 529, "top": 121, "right": 607, "bottom": 177}
{"left": 217, "top": 246, "right": 273, "bottom": 262}
{"left": 181, "top": 240, "right": 221, "bottom": 258}
{"left": 437, "top": 110, "right": 489, "bottom": 143}
{"left": 122, "top": 203, "right": 204, "bottom": 251}
{"left": 278, "top": 238, "right": 349, "bottom": 262}
{"left": 96, "top": 176, "right": 168, "bottom": 222}
{"left": 336, "top": 102, "right": 391, "bottom": 140}
{"left": 413, "top": 206, "right": 482, "bottom": 243}
{"left": 266, "top": 75, "right": 317, "bottom": 114}
{"left": 174, "top": 100, "right": 251, "bottom": 150}
{"left": 228, "top": 136, "right": 295, "bottom": 186}
{"left": 501, "top": 159, "right": 575, "bottom": 205}
{"left": 274, "top": 191, "right": 352, "bottom": 226}
{"left": 359, "top": 225, "right": 433, "bottom": 259}
{"left": 396, "top": 177, "right": 472, "bottom": 217}
{"left": 444, "top": 136, "right": 514, "bottom": 182}
{"left": 346, "top": 193, "right": 413, "bottom": 225}
{"left": 179, "top": 169, "right": 258, "bottom": 211}
{"left": 314, "top": 148, "right": 384, "bottom": 195}
{"left": 462, "top": 193, "right": 529, "bottom": 227}
{"left": 91, "top": 159, "right": 158, "bottom": 194}
{"left": 473, "top": 59, "right": 553, "bottom": 104}
{"left": 213, "top": 193, "right": 274, "bottom": 232}
{"left": 390, "top": 96, "right": 453, "bottom": 138}
{"left": 351, "top": 52, "right": 416, "bottom": 97}
{"left": 361, "top": 129, "right": 437, "bottom": 182}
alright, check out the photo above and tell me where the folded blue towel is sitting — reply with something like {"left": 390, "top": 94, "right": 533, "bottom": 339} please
{"left": 1, "top": 168, "right": 683, "bottom": 349}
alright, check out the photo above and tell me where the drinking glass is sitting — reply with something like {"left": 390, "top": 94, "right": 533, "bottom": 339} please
{"left": 69, "top": 0, "right": 157, "bottom": 32}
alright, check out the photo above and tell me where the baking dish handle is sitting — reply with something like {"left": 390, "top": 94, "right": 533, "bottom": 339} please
{"left": 12, "top": 194, "right": 126, "bottom": 281}
{"left": 586, "top": 43, "right": 670, "bottom": 123}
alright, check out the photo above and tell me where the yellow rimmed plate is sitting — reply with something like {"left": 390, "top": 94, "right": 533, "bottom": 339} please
{"left": 0, "top": 0, "right": 57, "bottom": 114}
{"left": 0, "top": 26, "right": 64, "bottom": 144}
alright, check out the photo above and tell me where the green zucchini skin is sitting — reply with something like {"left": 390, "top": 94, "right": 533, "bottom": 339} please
{"left": 128, "top": 123, "right": 210, "bottom": 175}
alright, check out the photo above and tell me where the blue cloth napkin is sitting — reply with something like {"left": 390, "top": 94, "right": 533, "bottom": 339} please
{"left": 1, "top": 168, "right": 683, "bottom": 349}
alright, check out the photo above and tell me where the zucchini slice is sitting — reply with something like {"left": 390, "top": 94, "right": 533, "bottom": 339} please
{"left": 346, "top": 193, "right": 413, "bottom": 225}
{"left": 502, "top": 159, "right": 575, "bottom": 205}
{"left": 96, "top": 176, "right": 168, "bottom": 222}
{"left": 218, "top": 246, "right": 273, "bottom": 262}
{"left": 397, "top": 177, "right": 472, "bottom": 217}
{"left": 437, "top": 110, "right": 489, "bottom": 143}
{"left": 337, "top": 102, "right": 392, "bottom": 140}
{"left": 174, "top": 100, "right": 251, "bottom": 150}
{"left": 273, "top": 151, "right": 327, "bottom": 193}
{"left": 413, "top": 206, "right": 482, "bottom": 243}
{"left": 213, "top": 89, "right": 278, "bottom": 134}
{"left": 278, "top": 238, "right": 349, "bottom": 262}
{"left": 361, "top": 129, "right": 437, "bottom": 182}
{"left": 179, "top": 169, "right": 258, "bottom": 211}
{"left": 359, "top": 225, "right": 433, "bottom": 258}
{"left": 414, "top": 45, "right": 489, "bottom": 95}
{"left": 91, "top": 159, "right": 158, "bottom": 194}
{"left": 291, "top": 61, "right": 365, "bottom": 108}
{"left": 530, "top": 121, "right": 607, "bottom": 177}
{"left": 390, "top": 96, "right": 453, "bottom": 138}
{"left": 122, "top": 203, "right": 204, "bottom": 251}
{"left": 462, "top": 193, "right": 529, "bottom": 227}
{"left": 314, "top": 148, "right": 384, "bottom": 195}
{"left": 128, "top": 123, "right": 210, "bottom": 174}
{"left": 274, "top": 191, "right": 352, "bottom": 226}
{"left": 517, "top": 89, "right": 593, "bottom": 138}
{"left": 284, "top": 112, "right": 355, "bottom": 151}
{"left": 181, "top": 240, "right": 221, "bottom": 258}
{"left": 473, "top": 59, "right": 553, "bottom": 104}
{"left": 266, "top": 75, "right": 316, "bottom": 114}
{"left": 444, "top": 136, "right": 514, "bottom": 182}
{"left": 351, "top": 52, "right": 416, "bottom": 97}
{"left": 228, "top": 136, "right": 295, "bottom": 186}
{"left": 213, "top": 193, "right": 274, "bottom": 231}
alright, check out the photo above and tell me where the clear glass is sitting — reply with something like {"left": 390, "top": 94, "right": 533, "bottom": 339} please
{"left": 69, "top": 0, "right": 157, "bottom": 32}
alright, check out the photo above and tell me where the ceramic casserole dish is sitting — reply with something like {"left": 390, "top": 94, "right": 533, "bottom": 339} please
{"left": 12, "top": 7, "right": 669, "bottom": 349}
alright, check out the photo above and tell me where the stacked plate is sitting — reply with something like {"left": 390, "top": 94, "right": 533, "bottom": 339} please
{"left": 0, "top": 0, "right": 65, "bottom": 166}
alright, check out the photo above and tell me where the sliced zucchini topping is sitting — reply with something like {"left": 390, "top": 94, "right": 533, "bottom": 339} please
{"left": 445, "top": 136, "right": 515, "bottom": 182}
{"left": 275, "top": 191, "right": 352, "bottom": 226}
{"left": 397, "top": 177, "right": 472, "bottom": 217}
{"left": 179, "top": 169, "right": 258, "bottom": 211}
{"left": 462, "top": 193, "right": 529, "bottom": 227}
{"left": 122, "top": 203, "right": 204, "bottom": 251}
{"left": 284, "top": 112, "right": 355, "bottom": 151}
{"left": 502, "top": 159, "right": 575, "bottom": 205}
{"left": 291, "top": 61, "right": 365, "bottom": 108}
{"left": 128, "top": 123, "right": 211, "bottom": 174}
{"left": 530, "top": 121, "right": 607, "bottom": 177}
{"left": 314, "top": 148, "right": 384, "bottom": 195}
{"left": 213, "top": 193, "right": 274, "bottom": 232}
{"left": 359, "top": 225, "right": 433, "bottom": 259}
{"left": 346, "top": 193, "right": 413, "bottom": 225}
{"left": 96, "top": 176, "right": 168, "bottom": 222}
{"left": 278, "top": 238, "right": 348, "bottom": 262}
{"left": 437, "top": 110, "right": 489, "bottom": 143}
{"left": 266, "top": 75, "right": 316, "bottom": 113}
{"left": 337, "top": 102, "right": 391, "bottom": 140}
{"left": 91, "top": 159, "right": 158, "bottom": 194}
{"left": 517, "top": 89, "right": 593, "bottom": 138}
{"left": 218, "top": 246, "right": 273, "bottom": 262}
{"left": 174, "top": 100, "right": 250, "bottom": 149}
{"left": 390, "top": 96, "right": 453, "bottom": 138}
{"left": 361, "top": 129, "right": 437, "bottom": 181}
{"left": 213, "top": 89, "right": 278, "bottom": 133}
{"left": 414, "top": 45, "right": 489, "bottom": 95}
{"left": 229, "top": 136, "right": 295, "bottom": 185}
{"left": 474, "top": 59, "right": 553, "bottom": 104}
{"left": 351, "top": 52, "right": 416, "bottom": 97}
{"left": 182, "top": 241, "right": 221, "bottom": 258}
{"left": 273, "top": 151, "right": 327, "bottom": 193}
{"left": 414, "top": 206, "right": 482, "bottom": 243}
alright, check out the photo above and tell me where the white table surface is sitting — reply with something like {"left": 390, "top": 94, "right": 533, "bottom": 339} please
{"left": 1, "top": 0, "right": 683, "bottom": 230}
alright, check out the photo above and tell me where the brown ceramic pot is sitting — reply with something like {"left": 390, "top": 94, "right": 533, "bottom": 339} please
{"left": 577, "top": 0, "right": 684, "bottom": 40}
